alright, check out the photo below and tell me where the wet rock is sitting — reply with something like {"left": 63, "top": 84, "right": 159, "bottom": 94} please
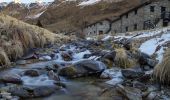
{"left": 116, "top": 84, "right": 142, "bottom": 100}
{"left": 54, "top": 82, "right": 66, "bottom": 88}
{"left": 33, "top": 86, "right": 56, "bottom": 97}
{"left": 24, "top": 69, "right": 39, "bottom": 77}
{"left": 100, "top": 68, "right": 122, "bottom": 79}
{"left": 59, "top": 60, "right": 106, "bottom": 78}
{"left": 61, "top": 51, "right": 72, "bottom": 61}
{"left": 48, "top": 70, "right": 60, "bottom": 81}
{"left": 50, "top": 53, "right": 58, "bottom": 60}
{"left": 9, "top": 86, "right": 57, "bottom": 98}
{"left": 39, "top": 56, "right": 52, "bottom": 61}
{"left": 147, "top": 59, "right": 158, "bottom": 68}
{"left": 121, "top": 69, "right": 144, "bottom": 79}
{"left": 146, "top": 92, "right": 159, "bottom": 100}
{"left": 103, "top": 51, "right": 116, "bottom": 61}
{"left": 133, "top": 81, "right": 147, "bottom": 91}
{"left": 0, "top": 74, "right": 22, "bottom": 84}
{"left": 8, "top": 86, "right": 30, "bottom": 98}
{"left": 16, "top": 60, "right": 27, "bottom": 65}
{"left": 83, "top": 54, "right": 92, "bottom": 59}
{"left": 22, "top": 53, "right": 38, "bottom": 60}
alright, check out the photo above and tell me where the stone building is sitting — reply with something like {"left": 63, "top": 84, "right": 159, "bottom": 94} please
{"left": 83, "top": 19, "right": 112, "bottom": 36}
{"left": 111, "top": 0, "right": 170, "bottom": 33}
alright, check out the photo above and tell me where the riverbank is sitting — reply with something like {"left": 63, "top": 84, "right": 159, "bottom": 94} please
{"left": 0, "top": 14, "right": 70, "bottom": 68}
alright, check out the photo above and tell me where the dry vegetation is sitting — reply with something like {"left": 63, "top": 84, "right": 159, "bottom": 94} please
{"left": 0, "top": 14, "right": 70, "bottom": 68}
{"left": 153, "top": 48, "right": 170, "bottom": 85}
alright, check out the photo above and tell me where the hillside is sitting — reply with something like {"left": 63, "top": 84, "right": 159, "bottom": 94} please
{"left": 1, "top": 0, "right": 148, "bottom": 33}
{"left": 0, "top": 14, "right": 69, "bottom": 68}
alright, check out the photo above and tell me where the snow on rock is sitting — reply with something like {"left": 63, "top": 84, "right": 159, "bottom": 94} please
{"left": 79, "top": 0, "right": 101, "bottom": 6}
{"left": 101, "top": 68, "right": 123, "bottom": 85}
{"left": 139, "top": 32, "right": 170, "bottom": 62}
{"left": 73, "top": 50, "right": 91, "bottom": 60}
{"left": 102, "top": 35, "right": 113, "bottom": 41}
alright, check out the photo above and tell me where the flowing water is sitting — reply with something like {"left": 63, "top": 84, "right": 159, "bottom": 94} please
{"left": 0, "top": 44, "right": 115, "bottom": 100}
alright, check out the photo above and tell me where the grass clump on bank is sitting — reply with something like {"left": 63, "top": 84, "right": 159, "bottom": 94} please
{"left": 0, "top": 14, "right": 70, "bottom": 68}
{"left": 153, "top": 48, "right": 170, "bottom": 85}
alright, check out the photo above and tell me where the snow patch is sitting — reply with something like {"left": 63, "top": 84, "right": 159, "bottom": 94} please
{"left": 79, "top": 0, "right": 101, "bottom": 6}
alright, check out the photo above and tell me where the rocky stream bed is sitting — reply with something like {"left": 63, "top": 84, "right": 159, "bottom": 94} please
{"left": 0, "top": 39, "right": 170, "bottom": 100}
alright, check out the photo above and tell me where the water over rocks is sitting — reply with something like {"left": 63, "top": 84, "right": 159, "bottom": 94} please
{"left": 0, "top": 38, "right": 167, "bottom": 99}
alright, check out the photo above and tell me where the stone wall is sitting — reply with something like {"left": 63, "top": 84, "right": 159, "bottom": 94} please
{"left": 121, "top": 7, "right": 145, "bottom": 33}
{"left": 111, "top": 19, "right": 121, "bottom": 33}
{"left": 111, "top": 0, "right": 170, "bottom": 33}
{"left": 84, "top": 20, "right": 111, "bottom": 36}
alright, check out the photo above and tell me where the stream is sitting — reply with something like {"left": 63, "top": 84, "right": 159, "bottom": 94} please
{"left": 0, "top": 42, "right": 117, "bottom": 100}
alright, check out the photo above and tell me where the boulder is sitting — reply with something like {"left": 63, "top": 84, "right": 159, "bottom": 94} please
{"left": 0, "top": 74, "right": 22, "bottom": 84}
{"left": 48, "top": 70, "right": 60, "bottom": 81}
{"left": 146, "top": 58, "right": 158, "bottom": 68}
{"left": 8, "top": 86, "right": 57, "bottom": 98}
{"left": 61, "top": 51, "right": 72, "bottom": 61}
{"left": 24, "top": 70, "right": 39, "bottom": 77}
{"left": 133, "top": 81, "right": 147, "bottom": 91}
{"left": 103, "top": 51, "right": 116, "bottom": 61}
{"left": 16, "top": 60, "right": 27, "bottom": 65}
{"left": 116, "top": 84, "right": 142, "bottom": 100}
{"left": 33, "top": 86, "right": 56, "bottom": 97}
{"left": 8, "top": 86, "right": 30, "bottom": 98}
{"left": 59, "top": 60, "right": 106, "bottom": 78}
{"left": 121, "top": 69, "right": 144, "bottom": 79}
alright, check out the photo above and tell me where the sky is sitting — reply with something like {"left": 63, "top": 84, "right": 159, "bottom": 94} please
{"left": 0, "top": 0, "right": 54, "bottom": 3}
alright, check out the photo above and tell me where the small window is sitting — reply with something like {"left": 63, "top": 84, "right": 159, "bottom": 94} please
{"left": 114, "top": 30, "right": 117, "bottom": 33}
{"left": 134, "top": 24, "right": 137, "bottom": 30}
{"left": 161, "top": 6, "right": 166, "bottom": 13}
{"left": 134, "top": 9, "right": 138, "bottom": 15}
{"left": 150, "top": 6, "right": 155, "bottom": 12}
{"left": 126, "top": 27, "right": 128, "bottom": 32}
{"left": 100, "top": 22, "right": 103, "bottom": 25}
{"left": 99, "top": 30, "right": 103, "bottom": 35}
{"left": 126, "top": 14, "right": 128, "bottom": 18}
{"left": 94, "top": 31, "right": 96, "bottom": 33}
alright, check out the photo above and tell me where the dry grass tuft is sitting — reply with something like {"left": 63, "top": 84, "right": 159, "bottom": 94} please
{"left": 153, "top": 48, "right": 170, "bottom": 85}
{"left": 0, "top": 14, "right": 70, "bottom": 68}
{"left": 0, "top": 48, "right": 10, "bottom": 67}
{"left": 114, "top": 48, "right": 136, "bottom": 69}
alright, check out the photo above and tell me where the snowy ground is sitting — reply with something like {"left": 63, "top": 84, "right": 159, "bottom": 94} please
{"left": 87, "top": 27, "right": 170, "bottom": 62}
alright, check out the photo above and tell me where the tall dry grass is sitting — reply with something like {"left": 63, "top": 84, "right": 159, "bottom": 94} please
{"left": 153, "top": 48, "right": 170, "bottom": 85}
{"left": 0, "top": 14, "right": 70, "bottom": 68}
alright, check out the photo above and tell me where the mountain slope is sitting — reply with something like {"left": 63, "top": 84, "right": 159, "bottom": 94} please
{"left": 1, "top": 0, "right": 147, "bottom": 33}
{"left": 38, "top": 0, "right": 142, "bottom": 33}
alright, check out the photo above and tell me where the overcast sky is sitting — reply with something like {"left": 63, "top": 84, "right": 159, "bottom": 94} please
{"left": 0, "top": 0, "right": 54, "bottom": 3}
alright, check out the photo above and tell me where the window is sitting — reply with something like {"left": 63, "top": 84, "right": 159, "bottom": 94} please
{"left": 114, "top": 30, "right": 117, "bottom": 33}
{"left": 161, "top": 6, "right": 166, "bottom": 13}
{"left": 125, "top": 27, "right": 128, "bottom": 32}
{"left": 100, "top": 22, "right": 103, "bottom": 25}
{"left": 126, "top": 14, "right": 128, "bottom": 18}
{"left": 99, "top": 30, "right": 103, "bottom": 35}
{"left": 134, "top": 24, "right": 137, "bottom": 30}
{"left": 150, "top": 6, "right": 155, "bottom": 12}
{"left": 94, "top": 31, "right": 96, "bottom": 33}
{"left": 134, "top": 9, "right": 138, "bottom": 15}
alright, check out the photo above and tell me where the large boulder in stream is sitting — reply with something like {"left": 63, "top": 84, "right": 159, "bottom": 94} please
{"left": 24, "top": 69, "right": 39, "bottom": 77}
{"left": 59, "top": 60, "right": 106, "bottom": 78}
{"left": 0, "top": 74, "right": 22, "bottom": 84}
{"left": 8, "top": 86, "right": 57, "bottom": 98}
